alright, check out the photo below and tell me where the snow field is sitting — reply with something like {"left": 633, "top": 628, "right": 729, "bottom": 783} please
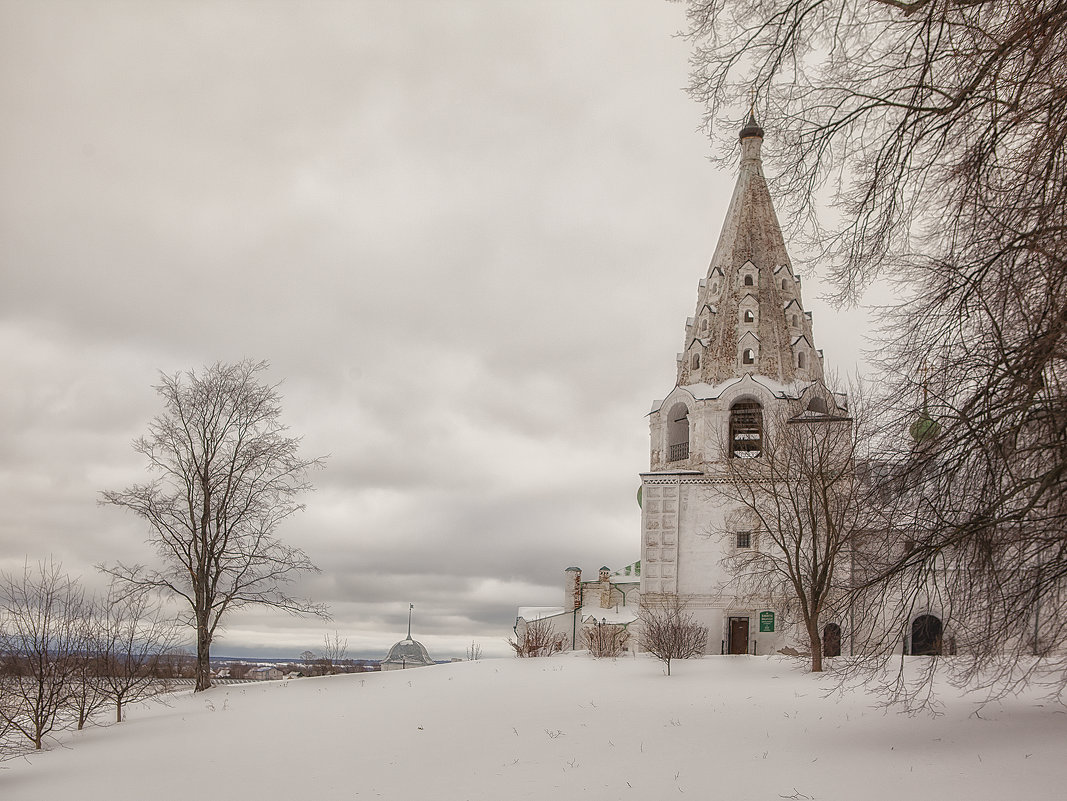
{"left": 4, "top": 653, "right": 1065, "bottom": 800}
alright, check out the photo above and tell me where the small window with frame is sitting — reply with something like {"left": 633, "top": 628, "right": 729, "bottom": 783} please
{"left": 735, "top": 532, "right": 752, "bottom": 549}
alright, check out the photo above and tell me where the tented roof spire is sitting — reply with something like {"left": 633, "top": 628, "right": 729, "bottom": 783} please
{"left": 673, "top": 109, "right": 824, "bottom": 386}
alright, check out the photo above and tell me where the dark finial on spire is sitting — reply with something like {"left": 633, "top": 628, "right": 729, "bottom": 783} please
{"left": 739, "top": 108, "right": 764, "bottom": 141}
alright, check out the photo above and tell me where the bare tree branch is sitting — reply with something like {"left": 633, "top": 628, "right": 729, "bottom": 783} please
{"left": 683, "top": 0, "right": 1067, "bottom": 698}
{"left": 100, "top": 361, "right": 328, "bottom": 691}
{"left": 640, "top": 595, "right": 708, "bottom": 676}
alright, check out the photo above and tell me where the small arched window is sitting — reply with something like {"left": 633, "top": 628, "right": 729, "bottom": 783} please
{"left": 691, "top": 352, "right": 701, "bottom": 370}
{"left": 742, "top": 348, "right": 755, "bottom": 365}
{"left": 791, "top": 314, "right": 798, "bottom": 327}
{"left": 797, "top": 351, "right": 806, "bottom": 369}
{"left": 743, "top": 310, "right": 755, "bottom": 323}
{"left": 666, "top": 403, "right": 690, "bottom": 463}
{"left": 744, "top": 274, "right": 754, "bottom": 286}
{"left": 701, "top": 318, "right": 708, "bottom": 331}
{"left": 730, "top": 400, "right": 763, "bottom": 458}
{"left": 806, "top": 396, "right": 829, "bottom": 414}
{"left": 781, "top": 278, "right": 789, "bottom": 290}
{"left": 711, "top": 282, "right": 719, "bottom": 294}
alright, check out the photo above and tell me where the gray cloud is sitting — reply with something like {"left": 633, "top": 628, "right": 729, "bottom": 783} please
{"left": 0, "top": 0, "right": 878, "bottom": 660}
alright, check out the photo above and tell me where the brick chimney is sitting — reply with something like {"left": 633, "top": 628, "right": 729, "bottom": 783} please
{"left": 565, "top": 567, "right": 582, "bottom": 611}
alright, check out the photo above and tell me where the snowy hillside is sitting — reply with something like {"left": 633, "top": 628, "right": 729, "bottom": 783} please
{"left": 5, "top": 654, "right": 1065, "bottom": 800}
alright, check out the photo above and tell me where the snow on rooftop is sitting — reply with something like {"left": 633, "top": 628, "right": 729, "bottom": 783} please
{"left": 651, "top": 376, "right": 816, "bottom": 411}
{"left": 578, "top": 604, "right": 638, "bottom": 625}
{"left": 516, "top": 606, "right": 566, "bottom": 622}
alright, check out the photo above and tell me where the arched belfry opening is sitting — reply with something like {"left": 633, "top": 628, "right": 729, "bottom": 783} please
{"left": 667, "top": 402, "right": 690, "bottom": 463}
{"left": 729, "top": 400, "right": 763, "bottom": 458}
{"left": 910, "top": 614, "right": 943, "bottom": 655}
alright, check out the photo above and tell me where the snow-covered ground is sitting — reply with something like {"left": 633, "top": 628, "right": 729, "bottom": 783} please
{"left": 5, "top": 654, "right": 1065, "bottom": 799}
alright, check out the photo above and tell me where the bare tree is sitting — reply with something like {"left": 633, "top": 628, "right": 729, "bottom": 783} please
{"left": 0, "top": 682, "right": 16, "bottom": 760}
{"left": 583, "top": 622, "right": 631, "bottom": 659}
{"left": 151, "top": 647, "right": 195, "bottom": 680}
{"left": 95, "top": 585, "right": 180, "bottom": 722}
{"left": 69, "top": 661, "right": 107, "bottom": 731}
{"left": 682, "top": 0, "right": 1067, "bottom": 694}
{"left": 0, "top": 561, "right": 88, "bottom": 750}
{"left": 101, "top": 360, "right": 327, "bottom": 691}
{"left": 508, "top": 617, "right": 568, "bottom": 658}
{"left": 466, "top": 639, "right": 482, "bottom": 661}
{"left": 640, "top": 595, "right": 708, "bottom": 676}
{"left": 320, "top": 630, "right": 348, "bottom": 675}
{"left": 713, "top": 386, "right": 876, "bottom": 672}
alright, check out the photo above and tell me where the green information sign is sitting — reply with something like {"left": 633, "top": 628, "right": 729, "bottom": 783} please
{"left": 759, "top": 611, "right": 775, "bottom": 633}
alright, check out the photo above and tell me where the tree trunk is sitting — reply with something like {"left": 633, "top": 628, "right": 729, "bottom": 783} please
{"left": 116, "top": 697, "right": 123, "bottom": 723}
{"left": 195, "top": 620, "right": 212, "bottom": 692}
{"left": 808, "top": 620, "right": 824, "bottom": 673}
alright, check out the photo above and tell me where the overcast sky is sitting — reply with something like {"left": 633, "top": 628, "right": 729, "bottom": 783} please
{"left": 0, "top": 0, "right": 874, "bottom": 659}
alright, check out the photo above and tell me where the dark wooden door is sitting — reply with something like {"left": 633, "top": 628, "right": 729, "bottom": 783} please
{"left": 729, "top": 617, "right": 749, "bottom": 654}
{"left": 822, "top": 623, "right": 842, "bottom": 658}
{"left": 910, "top": 615, "right": 943, "bottom": 655}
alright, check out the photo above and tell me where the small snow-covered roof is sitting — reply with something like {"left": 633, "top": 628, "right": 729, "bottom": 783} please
{"left": 611, "top": 560, "right": 641, "bottom": 582}
{"left": 516, "top": 606, "right": 567, "bottom": 622}
{"left": 579, "top": 605, "right": 639, "bottom": 626}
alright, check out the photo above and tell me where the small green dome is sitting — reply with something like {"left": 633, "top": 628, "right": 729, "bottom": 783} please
{"left": 909, "top": 413, "right": 940, "bottom": 444}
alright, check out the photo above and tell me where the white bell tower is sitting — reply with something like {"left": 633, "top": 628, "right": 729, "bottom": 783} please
{"left": 639, "top": 114, "right": 839, "bottom": 656}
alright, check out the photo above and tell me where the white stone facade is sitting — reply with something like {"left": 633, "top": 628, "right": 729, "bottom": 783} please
{"left": 640, "top": 116, "right": 840, "bottom": 657}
